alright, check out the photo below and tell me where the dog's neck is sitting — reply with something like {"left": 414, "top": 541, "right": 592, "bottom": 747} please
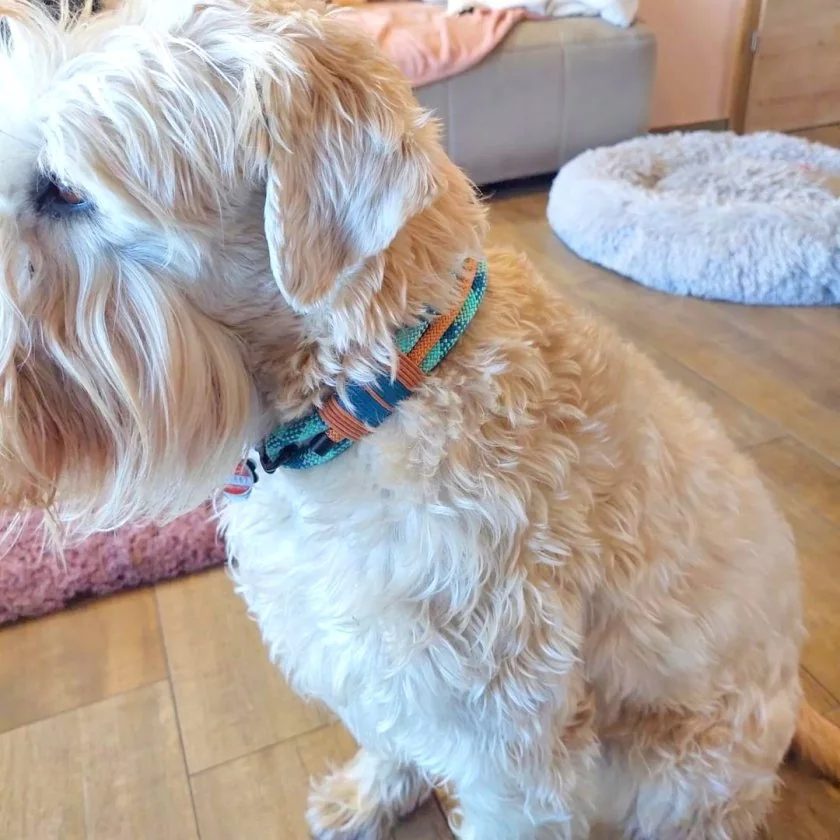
{"left": 255, "top": 168, "right": 488, "bottom": 435}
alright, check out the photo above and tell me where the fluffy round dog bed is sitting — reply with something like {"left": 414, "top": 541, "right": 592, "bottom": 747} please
{"left": 547, "top": 131, "right": 840, "bottom": 305}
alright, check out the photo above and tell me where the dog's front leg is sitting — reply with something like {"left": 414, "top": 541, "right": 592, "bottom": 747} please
{"left": 307, "top": 747, "right": 431, "bottom": 840}
{"left": 452, "top": 758, "right": 594, "bottom": 840}
{"left": 447, "top": 686, "right": 598, "bottom": 840}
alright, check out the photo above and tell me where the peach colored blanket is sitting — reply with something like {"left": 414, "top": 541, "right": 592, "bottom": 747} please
{"left": 342, "top": 4, "right": 528, "bottom": 88}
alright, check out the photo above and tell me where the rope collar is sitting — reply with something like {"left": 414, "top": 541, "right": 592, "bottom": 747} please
{"left": 223, "top": 258, "right": 487, "bottom": 498}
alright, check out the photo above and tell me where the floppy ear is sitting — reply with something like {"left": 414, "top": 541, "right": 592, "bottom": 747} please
{"left": 255, "top": 14, "right": 441, "bottom": 312}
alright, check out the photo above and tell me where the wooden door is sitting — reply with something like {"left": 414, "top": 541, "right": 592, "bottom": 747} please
{"left": 744, "top": 0, "right": 840, "bottom": 132}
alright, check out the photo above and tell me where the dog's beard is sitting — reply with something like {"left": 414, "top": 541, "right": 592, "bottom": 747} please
{"left": 0, "top": 231, "right": 254, "bottom": 536}
{"left": 0, "top": 0, "right": 485, "bottom": 539}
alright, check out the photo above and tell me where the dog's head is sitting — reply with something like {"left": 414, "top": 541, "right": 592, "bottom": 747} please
{"left": 0, "top": 0, "right": 479, "bottom": 534}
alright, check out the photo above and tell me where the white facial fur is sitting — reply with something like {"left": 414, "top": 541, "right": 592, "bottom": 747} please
{"left": 0, "top": 0, "right": 458, "bottom": 534}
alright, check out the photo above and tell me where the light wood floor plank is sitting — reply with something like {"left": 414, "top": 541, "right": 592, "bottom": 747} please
{"left": 788, "top": 306, "right": 840, "bottom": 340}
{"left": 800, "top": 669, "right": 840, "bottom": 715}
{"left": 76, "top": 682, "right": 198, "bottom": 840}
{"left": 0, "top": 682, "right": 197, "bottom": 840}
{"left": 294, "top": 721, "right": 358, "bottom": 774}
{"left": 766, "top": 763, "right": 840, "bottom": 840}
{"left": 0, "top": 588, "right": 166, "bottom": 734}
{"left": 751, "top": 437, "right": 840, "bottom": 529}
{"left": 193, "top": 722, "right": 452, "bottom": 840}
{"left": 0, "top": 699, "right": 85, "bottom": 839}
{"left": 156, "top": 568, "right": 329, "bottom": 774}
{"left": 715, "top": 306, "right": 840, "bottom": 411}
{"left": 191, "top": 737, "right": 311, "bottom": 840}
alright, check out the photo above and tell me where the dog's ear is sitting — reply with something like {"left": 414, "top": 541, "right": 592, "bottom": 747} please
{"left": 248, "top": 13, "right": 441, "bottom": 312}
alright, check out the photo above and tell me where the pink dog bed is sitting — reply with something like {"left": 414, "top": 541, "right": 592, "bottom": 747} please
{"left": 0, "top": 505, "right": 225, "bottom": 625}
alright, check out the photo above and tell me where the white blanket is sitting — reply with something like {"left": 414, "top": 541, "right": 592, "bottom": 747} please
{"left": 441, "top": 0, "right": 638, "bottom": 28}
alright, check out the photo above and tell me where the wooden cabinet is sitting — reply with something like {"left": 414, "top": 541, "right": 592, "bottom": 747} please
{"left": 640, "top": 0, "right": 746, "bottom": 129}
{"left": 741, "top": 0, "right": 840, "bottom": 132}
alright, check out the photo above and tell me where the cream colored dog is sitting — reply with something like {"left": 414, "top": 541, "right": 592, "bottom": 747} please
{"left": 1, "top": 2, "right": 838, "bottom": 838}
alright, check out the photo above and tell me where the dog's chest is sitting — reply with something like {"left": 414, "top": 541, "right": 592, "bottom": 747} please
{"left": 221, "top": 450, "right": 486, "bottom": 738}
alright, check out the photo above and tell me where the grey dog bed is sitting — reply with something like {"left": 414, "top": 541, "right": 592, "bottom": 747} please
{"left": 547, "top": 131, "right": 840, "bottom": 305}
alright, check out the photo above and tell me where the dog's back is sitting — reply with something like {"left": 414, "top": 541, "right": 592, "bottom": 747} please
{"left": 432, "top": 245, "right": 806, "bottom": 836}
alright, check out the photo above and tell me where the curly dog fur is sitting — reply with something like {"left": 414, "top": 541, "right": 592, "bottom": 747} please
{"left": 0, "top": 1, "right": 836, "bottom": 837}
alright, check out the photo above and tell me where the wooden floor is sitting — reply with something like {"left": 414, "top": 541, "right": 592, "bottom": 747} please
{"left": 2, "top": 169, "right": 840, "bottom": 840}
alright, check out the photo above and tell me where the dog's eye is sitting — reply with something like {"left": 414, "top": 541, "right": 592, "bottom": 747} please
{"left": 33, "top": 173, "right": 92, "bottom": 217}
